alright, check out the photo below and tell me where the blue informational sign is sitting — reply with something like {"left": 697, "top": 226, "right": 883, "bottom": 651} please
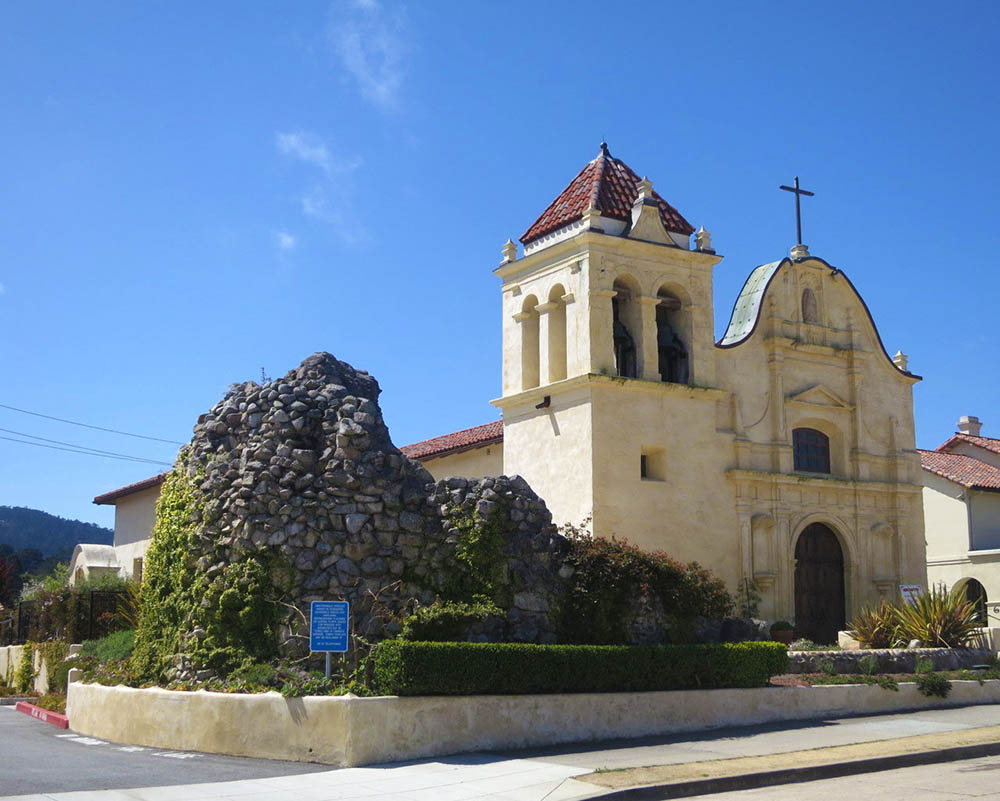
{"left": 310, "top": 601, "right": 349, "bottom": 653}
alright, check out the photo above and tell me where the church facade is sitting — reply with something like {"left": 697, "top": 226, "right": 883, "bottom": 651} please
{"left": 409, "top": 144, "right": 927, "bottom": 642}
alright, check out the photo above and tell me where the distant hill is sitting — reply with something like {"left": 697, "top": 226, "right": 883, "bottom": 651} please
{"left": 0, "top": 506, "right": 112, "bottom": 560}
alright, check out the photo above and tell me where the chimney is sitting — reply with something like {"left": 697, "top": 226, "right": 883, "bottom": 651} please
{"left": 958, "top": 415, "right": 983, "bottom": 437}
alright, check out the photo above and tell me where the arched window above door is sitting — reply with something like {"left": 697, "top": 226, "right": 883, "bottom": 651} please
{"left": 793, "top": 428, "right": 831, "bottom": 474}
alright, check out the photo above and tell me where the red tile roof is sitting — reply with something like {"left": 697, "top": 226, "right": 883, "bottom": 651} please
{"left": 918, "top": 449, "right": 1000, "bottom": 491}
{"left": 938, "top": 432, "right": 1000, "bottom": 456}
{"left": 400, "top": 421, "right": 503, "bottom": 461}
{"left": 93, "top": 473, "right": 167, "bottom": 505}
{"left": 520, "top": 144, "right": 695, "bottom": 245}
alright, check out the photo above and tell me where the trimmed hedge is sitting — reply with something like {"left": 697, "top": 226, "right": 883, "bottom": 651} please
{"left": 372, "top": 640, "right": 788, "bottom": 696}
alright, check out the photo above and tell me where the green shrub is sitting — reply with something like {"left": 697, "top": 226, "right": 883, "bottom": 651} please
{"left": 916, "top": 671, "right": 951, "bottom": 698}
{"left": 915, "top": 656, "right": 934, "bottom": 675}
{"left": 815, "top": 658, "right": 837, "bottom": 677}
{"left": 557, "top": 538, "right": 733, "bottom": 644}
{"left": 372, "top": 640, "right": 787, "bottom": 696}
{"left": 893, "top": 585, "right": 982, "bottom": 648}
{"left": 33, "top": 693, "right": 65, "bottom": 715}
{"left": 850, "top": 601, "right": 903, "bottom": 649}
{"left": 858, "top": 654, "right": 879, "bottom": 676}
{"left": 80, "top": 629, "right": 135, "bottom": 663}
{"left": 35, "top": 641, "right": 70, "bottom": 693}
{"left": 400, "top": 601, "right": 502, "bottom": 642}
{"left": 132, "top": 468, "right": 290, "bottom": 681}
{"left": 770, "top": 621, "right": 793, "bottom": 633}
{"left": 15, "top": 644, "right": 34, "bottom": 693}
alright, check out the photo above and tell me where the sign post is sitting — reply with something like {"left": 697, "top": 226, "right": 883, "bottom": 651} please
{"left": 310, "top": 601, "right": 349, "bottom": 679}
{"left": 900, "top": 585, "right": 923, "bottom": 606}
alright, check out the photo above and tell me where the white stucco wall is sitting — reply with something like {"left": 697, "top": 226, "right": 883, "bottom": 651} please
{"left": 419, "top": 443, "right": 503, "bottom": 482}
{"left": 923, "top": 473, "right": 971, "bottom": 557}
{"left": 68, "top": 680, "right": 1000, "bottom": 768}
{"left": 113, "top": 486, "right": 160, "bottom": 547}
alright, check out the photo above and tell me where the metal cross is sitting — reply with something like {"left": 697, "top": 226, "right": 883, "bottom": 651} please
{"left": 779, "top": 176, "right": 815, "bottom": 245}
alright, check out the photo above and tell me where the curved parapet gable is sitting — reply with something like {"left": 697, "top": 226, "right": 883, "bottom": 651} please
{"left": 717, "top": 260, "right": 783, "bottom": 347}
{"left": 716, "top": 255, "right": 920, "bottom": 380}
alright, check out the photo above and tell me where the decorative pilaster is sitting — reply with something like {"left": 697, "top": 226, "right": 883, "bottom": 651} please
{"left": 589, "top": 289, "right": 617, "bottom": 374}
{"left": 638, "top": 296, "right": 661, "bottom": 381}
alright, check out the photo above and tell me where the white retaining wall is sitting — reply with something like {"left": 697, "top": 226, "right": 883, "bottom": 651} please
{"left": 68, "top": 680, "right": 1000, "bottom": 767}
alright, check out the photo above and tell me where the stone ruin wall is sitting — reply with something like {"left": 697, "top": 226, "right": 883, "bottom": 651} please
{"left": 177, "top": 352, "right": 567, "bottom": 656}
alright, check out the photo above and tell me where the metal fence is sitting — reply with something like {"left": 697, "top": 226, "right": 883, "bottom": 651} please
{"left": 0, "top": 590, "right": 130, "bottom": 646}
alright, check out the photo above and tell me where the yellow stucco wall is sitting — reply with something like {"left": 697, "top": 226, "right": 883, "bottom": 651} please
{"left": 419, "top": 443, "right": 503, "bottom": 481}
{"left": 495, "top": 224, "right": 925, "bottom": 624}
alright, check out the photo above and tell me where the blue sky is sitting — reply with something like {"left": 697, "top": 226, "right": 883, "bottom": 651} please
{"left": 2, "top": 1, "right": 998, "bottom": 527}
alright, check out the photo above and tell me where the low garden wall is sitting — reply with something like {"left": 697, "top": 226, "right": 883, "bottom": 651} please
{"left": 68, "top": 679, "right": 1000, "bottom": 767}
{"left": 0, "top": 645, "right": 51, "bottom": 694}
{"left": 786, "top": 647, "right": 994, "bottom": 674}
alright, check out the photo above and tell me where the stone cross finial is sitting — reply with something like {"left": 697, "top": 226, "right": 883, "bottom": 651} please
{"left": 501, "top": 238, "right": 518, "bottom": 264}
{"left": 695, "top": 226, "right": 713, "bottom": 252}
{"left": 892, "top": 350, "right": 909, "bottom": 371}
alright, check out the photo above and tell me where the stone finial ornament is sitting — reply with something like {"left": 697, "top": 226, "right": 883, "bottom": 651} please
{"left": 790, "top": 243, "right": 811, "bottom": 259}
{"left": 892, "top": 350, "right": 909, "bottom": 371}
{"left": 695, "top": 226, "right": 713, "bottom": 252}
{"left": 635, "top": 177, "right": 654, "bottom": 204}
{"left": 581, "top": 203, "right": 604, "bottom": 231}
{"left": 501, "top": 238, "right": 518, "bottom": 264}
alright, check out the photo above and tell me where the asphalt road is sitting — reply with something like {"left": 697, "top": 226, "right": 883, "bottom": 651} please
{"left": 0, "top": 705, "right": 329, "bottom": 797}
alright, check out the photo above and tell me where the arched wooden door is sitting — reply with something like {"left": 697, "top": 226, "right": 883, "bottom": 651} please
{"left": 965, "top": 578, "right": 988, "bottom": 624}
{"left": 794, "top": 523, "right": 845, "bottom": 644}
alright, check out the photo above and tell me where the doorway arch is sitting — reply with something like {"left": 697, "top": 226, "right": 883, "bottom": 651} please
{"left": 963, "top": 578, "right": 988, "bottom": 624}
{"left": 794, "top": 523, "right": 846, "bottom": 644}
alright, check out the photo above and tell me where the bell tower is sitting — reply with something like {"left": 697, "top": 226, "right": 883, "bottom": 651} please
{"left": 493, "top": 144, "right": 724, "bottom": 545}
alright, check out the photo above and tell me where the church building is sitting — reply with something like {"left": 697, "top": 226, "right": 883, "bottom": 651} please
{"left": 405, "top": 144, "right": 927, "bottom": 643}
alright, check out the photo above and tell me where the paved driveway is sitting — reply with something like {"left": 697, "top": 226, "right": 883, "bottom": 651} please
{"left": 0, "top": 706, "right": 327, "bottom": 797}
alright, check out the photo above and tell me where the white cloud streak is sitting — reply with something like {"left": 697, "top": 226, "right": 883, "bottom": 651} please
{"left": 275, "top": 132, "right": 362, "bottom": 175}
{"left": 330, "top": 0, "right": 409, "bottom": 111}
{"left": 276, "top": 131, "right": 367, "bottom": 246}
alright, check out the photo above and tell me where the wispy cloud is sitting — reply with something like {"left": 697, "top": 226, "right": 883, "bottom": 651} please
{"left": 330, "top": 0, "right": 410, "bottom": 111}
{"left": 275, "top": 131, "right": 363, "bottom": 175}
{"left": 276, "top": 131, "right": 367, "bottom": 246}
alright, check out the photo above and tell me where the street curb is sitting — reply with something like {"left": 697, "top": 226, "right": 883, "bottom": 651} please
{"left": 15, "top": 701, "right": 69, "bottom": 729}
{"left": 580, "top": 740, "right": 1000, "bottom": 799}
{"left": 0, "top": 697, "right": 37, "bottom": 706}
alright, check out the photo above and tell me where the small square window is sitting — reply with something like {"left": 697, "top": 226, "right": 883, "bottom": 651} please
{"left": 640, "top": 447, "right": 666, "bottom": 481}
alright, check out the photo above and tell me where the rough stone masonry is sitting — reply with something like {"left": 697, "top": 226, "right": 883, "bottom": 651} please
{"left": 171, "top": 352, "right": 566, "bottom": 666}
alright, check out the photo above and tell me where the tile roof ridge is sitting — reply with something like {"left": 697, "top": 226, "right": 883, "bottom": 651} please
{"left": 588, "top": 142, "right": 610, "bottom": 209}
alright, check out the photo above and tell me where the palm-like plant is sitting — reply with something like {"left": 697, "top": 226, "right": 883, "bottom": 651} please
{"left": 893, "top": 585, "right": 983, "bottom": 648}
{"left": 850, "top": 601, "right": 903, "bottom": 649}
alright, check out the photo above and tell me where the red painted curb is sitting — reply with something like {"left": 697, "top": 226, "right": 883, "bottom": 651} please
{"left": 15, "top": 701, "right": 69, "bottom": 729}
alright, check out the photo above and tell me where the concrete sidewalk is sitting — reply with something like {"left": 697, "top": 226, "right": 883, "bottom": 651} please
{"left": 5, "top": 704, "right": 1000, "bottom": 801}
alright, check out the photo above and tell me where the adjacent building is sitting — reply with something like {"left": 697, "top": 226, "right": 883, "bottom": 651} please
{"left": 921, "top": 416, "right": 1000, "bottom": 622}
